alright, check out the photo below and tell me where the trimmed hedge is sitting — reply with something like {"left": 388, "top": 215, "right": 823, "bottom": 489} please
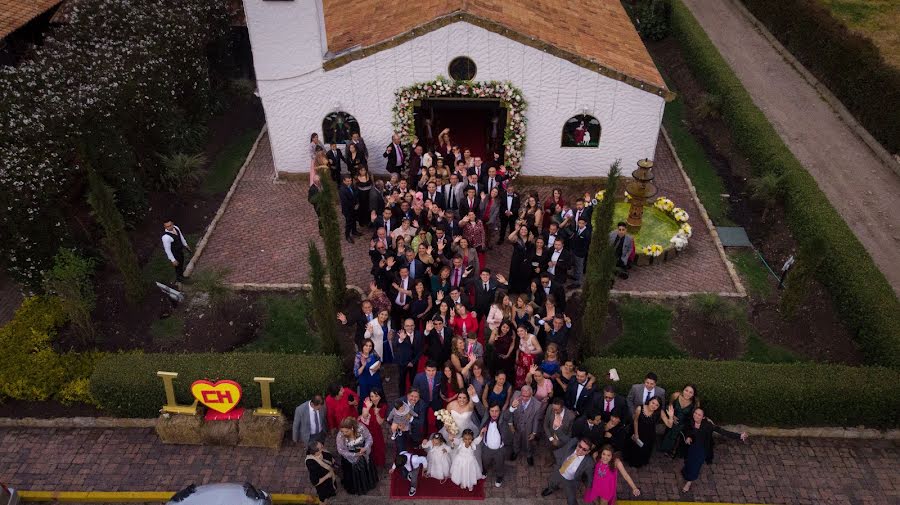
{"left": 670, "top": 0, "right": 900, "bottom": 367}
{"left": 90, "top": 353, "right": 342, "bottom": 418}
{"left": 739, "top": 0, "right": 899, "bottom": 154}
{"left": 586, "top": 357, "right": 900, "bottom": 428}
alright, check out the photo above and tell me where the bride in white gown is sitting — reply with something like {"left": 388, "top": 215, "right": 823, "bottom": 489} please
{"left": 439, "top": 387, "right": 480, "bottom": 441}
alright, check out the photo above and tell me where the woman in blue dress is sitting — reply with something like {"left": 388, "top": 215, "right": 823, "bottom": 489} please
{"left": 354, "top": 338, "right": 383, "bottom": 401}
{"left": 481, "top": 369, "right": 512, "bottom": 411}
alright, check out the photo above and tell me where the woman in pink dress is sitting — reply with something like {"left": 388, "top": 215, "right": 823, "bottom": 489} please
{"left": 584, "top": 445, "right": 641, "bottom": 505}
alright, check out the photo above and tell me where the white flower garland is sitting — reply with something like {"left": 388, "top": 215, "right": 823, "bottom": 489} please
{"left": 392, "top": 77, "right": 527, "bottom": 174}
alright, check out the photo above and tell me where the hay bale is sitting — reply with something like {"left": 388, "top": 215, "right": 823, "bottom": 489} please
{"left": 156, "top": 413, "right": 203, "bottom": 445}
{"left": 200, "top": 418, "right": 240, "bottom": 445}
{"left": 238, "top": 411, "right": 286, "bottom": 449}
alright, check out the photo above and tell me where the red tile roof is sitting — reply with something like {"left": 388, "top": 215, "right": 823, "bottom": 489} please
{"left": 322, "top": 0, "right": 667, "bottom": 92}
{"left": 0, "top": 0, "right": 60, "bottom": 39}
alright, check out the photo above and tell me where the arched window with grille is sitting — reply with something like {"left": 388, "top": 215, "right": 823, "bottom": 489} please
{"left": 322, "top": 112, "right": 360, "bottom": 145}
{"left": 561, "top": 114, "right": 601, "bottom": 148}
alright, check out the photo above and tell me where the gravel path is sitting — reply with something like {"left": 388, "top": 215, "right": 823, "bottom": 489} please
{"left": 681, "top": 0, "right": 900, "bottom": 297}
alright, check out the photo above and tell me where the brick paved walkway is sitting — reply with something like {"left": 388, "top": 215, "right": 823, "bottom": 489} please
{"left": 196, "top": 133, "right": 738, "bottom": 295}
{"left": 1, "top": 424, "right": 896, "bottom": 504}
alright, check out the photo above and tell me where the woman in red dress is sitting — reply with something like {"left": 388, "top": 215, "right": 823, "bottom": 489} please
{"left": 325, "top": 382, "right": 359, "bottom": 430}
{"left": 450, "top": 303, "right": 479, "bottom": 342}
{"left": 514, "top": 325, "right": 542, "bottom": 389}
{"left": 358, "top": 388, "right": 388, "bottom": 467}
{"left": 542, "top": 188, "right": 565, "bottom": 232}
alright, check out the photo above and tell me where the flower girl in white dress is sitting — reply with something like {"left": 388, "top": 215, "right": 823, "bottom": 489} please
{"left": 420, "top": 433, "right": 452, "bottom": 482}
{"left": 449, "top": 429, "right": 483, "bottom": 491}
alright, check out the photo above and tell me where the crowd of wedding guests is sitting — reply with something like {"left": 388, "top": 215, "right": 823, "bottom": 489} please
{"left": 299, "top": 130, "right": 748, "bottom": 504}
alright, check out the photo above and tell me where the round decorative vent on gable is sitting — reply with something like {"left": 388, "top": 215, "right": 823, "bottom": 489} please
{"left": 448, "top": 56, "right": 477, "bottom": 81}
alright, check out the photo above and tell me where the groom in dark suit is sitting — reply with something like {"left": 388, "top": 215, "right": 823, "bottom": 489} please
{"left": 412, "top": 361, "right": 443, "bottom": 412}
{"left": 476, "top": 394, "right": 514, "bottom": 488}
{"left": 541, "top": 438, "right": 596, "bottom": 505}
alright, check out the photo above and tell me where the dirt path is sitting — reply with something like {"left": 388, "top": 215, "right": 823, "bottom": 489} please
{"left": 682, "top": 0, "right": 900, "bottom": 297}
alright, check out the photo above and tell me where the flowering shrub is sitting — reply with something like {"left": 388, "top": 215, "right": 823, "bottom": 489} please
{"left": 0, "top": 0, "right": 228, "bottom": 287}
{"left": 392, "top": 77, "right": 527, "bottom": 174}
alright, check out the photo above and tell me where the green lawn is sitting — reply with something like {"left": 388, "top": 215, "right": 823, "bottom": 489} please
{"left": 662, "top": 96, "right": 733, "bottom": 226}
{"left": 202, "top": 128, "right": 261, "bottom": 194}
{"left": 820, "top": 0, "right": 900, "bottom": 68}
{"left": 742, "top": 332, "right": 801, "bottom": 364}
{"left": 606, "top": 299, "right": 686, "bottom": 358}
{"left": 240, "top": 295, "right": 320, "bottom": 354}
{"left": 612, "top": 203, "right": 680, "bottom": 250}
{"left": 728, "top": 249, "right": 774, "bottom": 298}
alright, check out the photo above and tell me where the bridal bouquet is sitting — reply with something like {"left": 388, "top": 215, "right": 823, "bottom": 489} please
{"left": 435, "top": 409, "right": 458, "bottom": 436}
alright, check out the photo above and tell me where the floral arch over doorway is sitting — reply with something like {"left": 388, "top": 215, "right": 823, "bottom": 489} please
{"left": 392, "top": 77, "right": 527, "bottom": 172}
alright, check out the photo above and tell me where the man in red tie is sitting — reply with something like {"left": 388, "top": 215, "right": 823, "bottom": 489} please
{"left": 593, "top": 384, "right": 628, "bottom": 423}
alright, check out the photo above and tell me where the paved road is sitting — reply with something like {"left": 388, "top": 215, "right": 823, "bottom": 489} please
{"left": 682, "top": 0, "right": 900, "bottom": 297}
{"left": 1, "top": 424, "right": 897, "bottom": 504}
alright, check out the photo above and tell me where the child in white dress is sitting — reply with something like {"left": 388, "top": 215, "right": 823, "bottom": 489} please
{"left": 449, "top": 428, "right": 483, "bottom": 491}
{"left": 420, "top": 433, "right": 452, "bottom": 482}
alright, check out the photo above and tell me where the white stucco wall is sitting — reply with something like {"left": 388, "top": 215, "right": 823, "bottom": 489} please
{"left": 246, "top": 10, "right": 666, "bottom": 177}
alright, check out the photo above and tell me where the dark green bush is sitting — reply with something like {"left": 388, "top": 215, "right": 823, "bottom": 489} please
{"left": 670, "top": 0, "right": 900, "bottom": 367}
{"left": 635, "top": 0, "right": 672, "bottom": 41}
{"left": 90, "top": 353, "right": 342, "bottom": 418}
{"left": 739, "top": 0, "right": 899, "bottom": 154}
{"left": 586, "top": 357, "right": 900, "bottom": 427}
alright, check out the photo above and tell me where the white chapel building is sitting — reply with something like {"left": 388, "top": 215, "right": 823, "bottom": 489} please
{"left": 242, "top": 0, "right": 674, "bottom": 178}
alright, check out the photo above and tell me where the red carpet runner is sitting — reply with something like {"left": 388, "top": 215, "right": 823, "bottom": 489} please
{"left": 389, "top": 468, "right": 485, "bottom": 500}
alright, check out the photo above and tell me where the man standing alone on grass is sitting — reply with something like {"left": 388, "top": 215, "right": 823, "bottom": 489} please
{"left": 162, "top": 219, "right": 191, "bottom": 284}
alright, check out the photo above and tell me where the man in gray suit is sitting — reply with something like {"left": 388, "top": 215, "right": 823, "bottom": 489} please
{"left": 508, "top": 385, "right": 542, "bottom": 466}
{"left": 543, "top": 397, "right": 576, "bottom": 449}
{"left": 292, "top": 395, "right": 327, "bottom": 445}
{"left": 608, "top": 221, "right": 635, "bottom": 279}
{"left": 477, "top": 398, "right": 513, "bottom": 488}
{"left": 541, "top": 437, "right": 596, "bottom": 505}
{"left": 626, "top": 371, "right": 667, "bottom": 414}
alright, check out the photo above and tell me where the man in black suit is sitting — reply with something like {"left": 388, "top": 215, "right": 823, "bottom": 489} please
{"left": 572, "top": 197, "right": 593, "bottom": 230}
{"left": 592, "top": 384, "right": 629, "bottom": 423}
{"left": 336, "top": 299, "right": 375, "bottom": 351}
{"left": 498, "top": 183, "right": 520, "bottom": 244}
{"left": 383, "top": 133, "right": 405, "bottom": 175}
{"left": 443, "top": 173, "right": 465, "bottom": 216}
{"left": 394, "top": 318, "right": 425, "bottom": 395}
{"left": 467, "top": 156, "right": 486, "bottom": 180}
{"left": 547, "top": 238, "right": 574, "bottom": 285}
{"left": 338, "top": 175, "right": 361, "bottom": 242}
{"left": 541, "top": 314, "right": 570, "bottom": 349}
{"left": 466, "top": 269, "right": 509, "bottom": 321}
{"left": 543, "top": 221, "right": 562, "bottom": 249}
{"left": 569, "top": 217, "right": 592, "bottom": 288}
{"left": 564, "top": 365, "right": 595, "bottom": 416}
{"left": 459, "top": 186, "right": 481, "bottom": 218}
{"left": 326, "top": 142, "right": 345, "bottom": 183}
{"left": 423, "top": 181, "right": 445, "bottom": 210}
{"left": 369, "top": 179, "right": 386, "bottom": 218}
{"left": 482, "top": 166, "right": 504, "bottom": 195}
{"left": 403, "top": 248, "right": 429, "bottom": 282}
{"left": 438, "top": 209, "right": 462, "bottom": 240}
{"left": 571, "top": 409, "right": 606, "bottom": 448}
{"left": 425, "top": 317, "right": 452, "bottom": 366}
{"left": 537, "top": 272, "right": 567, "bottom": 311}
{"left": 372, "top": 207, "right": 399, "bottom": 238}
{"left": 345, "top": 132, "right": 368, "bottom": 162}
{"left": 465, "top": 173, "right": 484, "bottom": 197}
